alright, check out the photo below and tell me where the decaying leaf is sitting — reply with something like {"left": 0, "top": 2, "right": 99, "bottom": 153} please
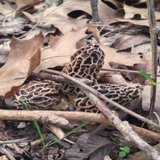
{"left": 0, "top": 17, "right": 26, "bottom": 36}
{"left": 15, "top": 0, "right": 39, "bottom": 15}
{"left": 23, "top": 4, "right": 88, "bottom": 34}
{"left": 102, "top": 0, "right": 123, "bottom": 10}
{"left": 112, "top": 34, "right": 150, "bottom": 51}
{"left": 0, "top": 41, "right": 10, "bottom": 65}
{"left": 98, "top": 71, "right": 131, "bottom": 86}
{"left": 100, "top": 45, "right": 145, "bottom": 69}
{"left": 142, "top": 77, "right": 160, "bottom": 113}
{"left": 123, "top": 4, "right": 160, "bottom": 20}
{"left": 49, "top": 35, "right": 60, "bottom": 47}
{"left": 35, "top": 27, "right": 87, "bottom": 72}
{"left": 65, "top": 133, "right": 115, "bottom": 160}
{"left": 0, "top": 155, "right": 8, "bottom": 160}
{"left": 88, "top": 22, "right": 100, "bottom": 44}
{"left": 63, "top": 0, "right": 122, "bottom": 23}
{"left": 0, "top": 1, "right": 16, "bottom": 15}
{"left": 0, "top": 32, "right": 44, "bottom": 97}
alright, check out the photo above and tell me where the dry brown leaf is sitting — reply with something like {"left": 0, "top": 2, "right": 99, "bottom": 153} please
{"left": 23, "top": 0, "right": 122, "bottom": 34}
{"left": 0, "top": 155, "right": 8, "bottom": 160}
{"left": 117, "top": 18, "right": 160, "bottom": 28}
{"left": 14, "top": 0, "right": 39, "bottom": 17}
{"left": 117, "top": 18, "right": 150, "bottom": 26}
{"left": 123, "top": 4, "right": 160, "bottom": 20}
{"left": 49, "top": 35, "right": 60, "bottom": 48}
{"left": 100, "top": 45, "right": 145, "bottom": 69}
{"left": 23, "top": 4, "right": 88, "bottom": 34}
{"left": 35, "top": 27, "right": 87, "bottom": 72}
{"left": 112, "top": 34, "right": 150, "bottom": 51}
{"left": 0, "top": 1, "right": 16, "bottom": 15}
{"left": 131, "top": 43, "right": 160, "bottom": 72}
{"left": 0, "top": 32, "right": 44, "bottom": 97}
{"left": 15, "top": 0, "right": 38, "bottom": 9}
{"left": 88, "top": 23, "right": 100, "bottom": 44}
{"left": 102, "top": 0, "right": 123, "bottom": 10}
{"left": 0, "top": 17, "right": 26, "bottom": 36}
{"left": 76, "top": 38, "right": 87, "bottom": 49}
{"left": 63, "top": 0, "right": 122, "bottom": 22}
{"left": 98, "top": 71, "right": 130, "bottom": 86}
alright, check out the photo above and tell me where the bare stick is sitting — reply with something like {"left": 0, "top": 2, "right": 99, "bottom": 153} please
{"left": 82, "top": 90, "right": 160, "bottom": 159}
{"left": 102, "top": 68, "right": 160, "bottom": 77}
{"left": 0, "top": 110, "right": 160, "bottom": 143}
{"left": 44, "top": 69, "right": 160, "bottom": 159}
{"left": 146, "top": 0, "right": 158, "bottom": 116}
{"left": 44, "top": 69, "right": 160, "bottom": 130}
{"left": 90, "top": 0, "right": 101, "bottom": 22}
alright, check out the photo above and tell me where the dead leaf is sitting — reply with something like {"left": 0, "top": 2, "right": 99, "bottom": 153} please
{"left": 88, "top": 22, "right": 100, "bottom": 44}
{"left": 23, "top": 4, "right": 88, "bottom": 34}
{"left": 0, "top": 17, "right": 26, "bottom": 36}
{"left": 112, "top": 34, "right": 150, "bottom": 51}
{"left": 131, "top": 43, "right": 160, "bottom": 72}
{"left": 23, "top": 0, "right": 123, "bottom": 34}
{"left": 0, "top": 1, "right": 16, "bottom": 15}
{"left": 49, "top": 35, "right": 60, "bottom": 47}
{"left": 35, "top": 27, "right": 87, "bottom": 72}
{"left": 117, "top": 18, "right": 150, "bottom": 27}
{"left": 142, "top": 78, "right": 160, "bottom": 112}
{"left": 102, "top": 0, "right": 123, "bottom": 10}
{"left": 63, "top": 0, "right": 123, "bottom": 23}
{"left": 0, "top": 32, "right": 44, "bottom": 97}
{"left": 15, "top": 0, "right": 39, "bottom": 10}
{"left": 0, "top": 155, "right": 8, "bottom": 160}
{"left": 123, "top": 4, "right": 160, "bottom": 20}
{"left": 100, "top": 45, "right": 145, "bottom": 69}
{"left": 65, "top": 133, "right": 115, "bottom": 160}
{"left": 0, "top": 41, "right": 10, "bottom": 65}
{"left": 98, "top": 71, "right": 130, "bottom": 86}
{"left": 14, "top": 0, "right": 40, "bottom": 17}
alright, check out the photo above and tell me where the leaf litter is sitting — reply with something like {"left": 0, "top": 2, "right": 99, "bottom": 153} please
{"left": 0, "top": 0, "right": 159, "bottom": 159}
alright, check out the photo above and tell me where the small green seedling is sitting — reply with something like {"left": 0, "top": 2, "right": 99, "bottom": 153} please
{"left": 139, "top": 70, "right": 160, "bottom": 86}
{"left": 21, "top": 100, "right": 46, "bottom": 146}
{"left": 119, "top": 146, "right": 130, "bottom": 158}
{"left": 47, "top": 121, "right": 90, "bottom": 147}
{"left": 21, "top": 100, "right": 90, "bottom": 148}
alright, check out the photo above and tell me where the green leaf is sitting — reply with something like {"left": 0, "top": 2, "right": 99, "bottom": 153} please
{"left": 123, "top": 146, "right": 130, "bottom": 153}
{"left": 119, "top": 151, "right": 126, "bottom": 158}
{"left": 21, "top": 100, "right": 46, "bottom": 146}
{"left": 47, "top": 121, "right": 90, "bottom": 147}
{"left": 155, "top": 82, "right": 160, "bottom": 85}
{"left": 120, "top": 146, "right": 130, "bottom": 153}
{"left": 139, "top": 70, "right": 155, "bottom": 84}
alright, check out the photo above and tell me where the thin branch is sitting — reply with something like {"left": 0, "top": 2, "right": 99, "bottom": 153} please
{"left": 146, "top": 0, "right": 158, "bottom": 116}
{"left": 0, "top": 137, "right": 30, "bottom": 145}
{"left": 0, "top": 147, "right": 16, "bottom": 160}
{"left": 90, "top": 0, "right": 101, "bottom": 22}
{"left": 44, "top": 69, "right": 160, "bottom": 131}
{"left": 31, "top": 72, "right": 93, "bottom": 85}
{"left": 102, "top": 68, "right": 160, "bottom": 77}
{"left": 82, "top": 90, "right": 160, "bottom": 159}
{"left": 44, "top": 69, "right": 160, "bottom": 159}
{"left": 0, "top": 110, "right": 160, "bottom": 143}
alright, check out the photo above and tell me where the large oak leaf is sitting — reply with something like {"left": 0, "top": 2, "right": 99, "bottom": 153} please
{"left": 0, "top": 32, "right": 44, "bottom": 97}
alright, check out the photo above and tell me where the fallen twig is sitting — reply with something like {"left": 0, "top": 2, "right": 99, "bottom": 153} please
{"left": 43, "top": 69, "right": 160, "bottom": 159}
{"left": 146, "top": 0, "right": 158, "bottom": 116}
{"left": 102, "top": 68, "right": 160, "bottom": 77}
{"left": 47, "top": 124, "right": 65, "bottom": 139}
{"left": 0, "top": 137, "right": 30, "bottom": 145}
{"left": 44, "top": 69, "right": 160, "bottom": 131}
{"left": 0, "top": 110, "right": 159, "bottom": 143}
{"left": 82, "top": 90, "right": 160, "bottom": 159}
